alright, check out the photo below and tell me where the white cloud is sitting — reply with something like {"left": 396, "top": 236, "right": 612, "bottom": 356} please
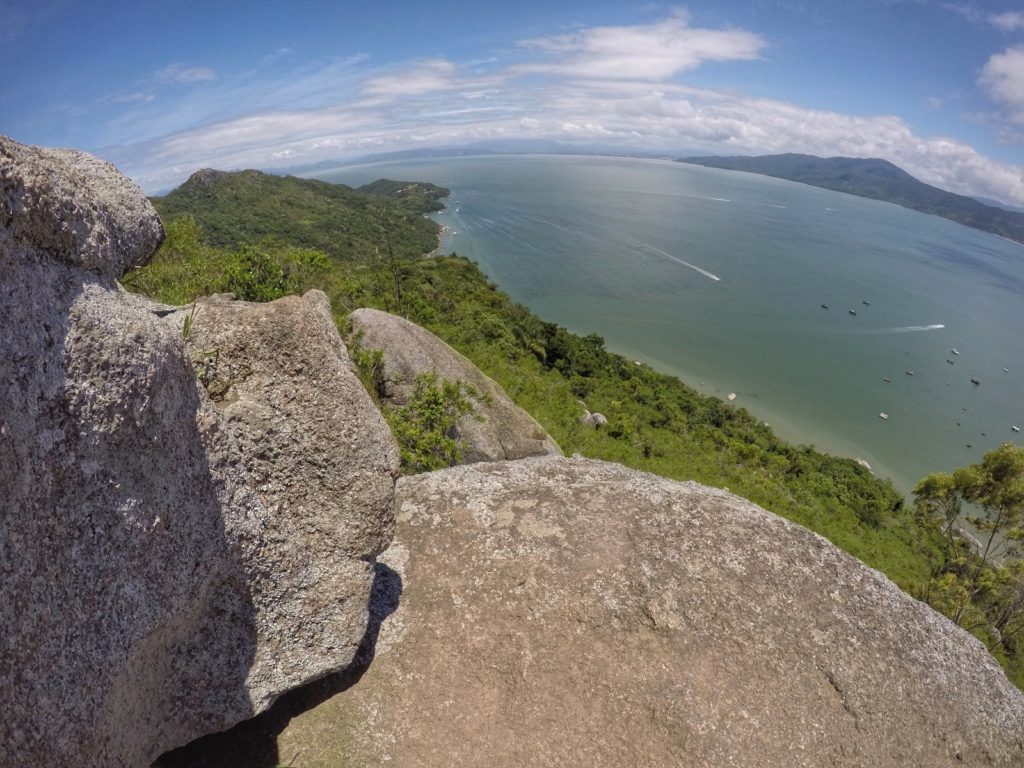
{"left": 518, "top": 15, "right": 765, "bottom": 80}
{"left": 979, "top": 46, "right": 1024, "bottom": 123}
{"left": 944, "top": 4, "right": 1024, "bottom": 31}
{"left": 262, "top": 47, "right": 293, "bottom": 65}
{"left": 102, "top": 91, "right": 156, "bottom": 104}
{"left": 362, "top": 59, "right": 459, "bottom": 97}
{"left": 156, "top": 63, "right": 216, "bottom": 84}
{"left": 989, "top": 11, "right": 1024, "bottom": 31}
{"left": 943, "top": 2, "right": 986, "bottom": 25}
{"left": 99, "top": 16, "right": 1024, "bottom": 208}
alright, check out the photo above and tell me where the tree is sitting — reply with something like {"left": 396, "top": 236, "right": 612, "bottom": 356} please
{"left": 914, "top": 443, "right": 1024, "bottom": 638}
{"left": 913, "top": 471, "right": 963, "bottom": 563}
{"left": 956, "top": 442, "right": 1024, "bottom": 574}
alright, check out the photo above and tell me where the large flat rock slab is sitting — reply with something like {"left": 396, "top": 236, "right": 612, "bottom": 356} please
{"left": 277, "top": 456, "right": 1024, "bottom": 768}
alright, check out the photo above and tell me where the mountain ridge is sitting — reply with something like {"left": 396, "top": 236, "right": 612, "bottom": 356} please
{"left": 678, "top": 153, "right": 1024, "bottom": 245}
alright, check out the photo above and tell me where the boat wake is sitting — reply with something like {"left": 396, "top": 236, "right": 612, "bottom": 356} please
{"left": 888, "top": 324, "right": 946, "bottom": 333}
{"left": 639, "top": 243, "right": 721, "bottom": 282}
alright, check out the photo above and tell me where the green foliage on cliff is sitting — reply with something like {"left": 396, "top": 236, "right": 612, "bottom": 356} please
{"left": 150, "top": 169, "right": 446, "bottom": 260}
{"left": 914, "top": 444, "right": 1024, "bottom": 686}
{"left": 383, "top": 372, "right": 476, "bottom": 473}
{"left": 355, "top": 179, "right": 449, "bottom": 213}
{"left": 121, "top": 217, "right": 332, "bottom": 304}
{"left": 349, "top": 340, "right": 477, "bottom": 474}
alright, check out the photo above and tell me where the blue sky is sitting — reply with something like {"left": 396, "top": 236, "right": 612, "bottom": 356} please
{"left": 2, "top": 0, "right": 1023, "bottom": 203}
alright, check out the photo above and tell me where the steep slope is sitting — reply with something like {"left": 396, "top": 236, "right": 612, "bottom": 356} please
{"left": 679, "top": 153, "right": 1024, "bottom": 244}
{"left": 150, "top": 169, "right": 447, "bottom": 260}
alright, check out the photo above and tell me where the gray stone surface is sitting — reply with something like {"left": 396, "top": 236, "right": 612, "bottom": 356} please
{"left": 164, "top": 291, "right": 400, "bottom": 705}
{"left": 277, "top": 457, "right": 1024, "bottom": 768}
{"left": 349, "top": 307, "right": 560, "bottom": 463}
{"left": 0, "top": 139, "right": 398, "bottom": 767}
{"left": 1, "top": 135, "right": 163, "bottom": 278}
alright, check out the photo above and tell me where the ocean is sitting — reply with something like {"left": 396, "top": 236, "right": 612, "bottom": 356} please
{"left": 314, "top": 154, "right": 1024, "bottom": 495}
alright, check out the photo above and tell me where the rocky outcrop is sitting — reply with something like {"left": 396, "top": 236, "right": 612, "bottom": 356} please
{"left": 349, "top": 307, "right": 560, "bottom": 463}
{"left": 162, "top": 291, "right": 399, "bottom": 705}
{"left": 1, "top": 135, "right": 163, "bottom": 277}
{"left": 0, "top": 136, "right": 398, "bottom": 767}
{"left": 276, "top": 457, "right": 1024, "bottom": 768}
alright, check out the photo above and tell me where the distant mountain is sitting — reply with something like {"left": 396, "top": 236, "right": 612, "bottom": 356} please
{"left": 151, "top": 169, "right": 447, "bottom": 260}
{"left": 974, "top": 195, "right": 1024, "bottom": 214}
{"left": 278, "top": 141, "right": 689, "bottom": 177}
{"left": 278, "top": 147, "right": 500, "bottom": 175}
{"left": 678, "top": 153, "right": 1024, "bottom": 245}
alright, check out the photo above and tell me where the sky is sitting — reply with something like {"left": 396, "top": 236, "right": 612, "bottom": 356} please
{"left": 2, "top": 0, "right": 1024, "bottom": 204}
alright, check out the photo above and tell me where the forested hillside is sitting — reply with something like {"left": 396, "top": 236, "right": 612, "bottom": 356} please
{"left": 150, "top": 168, "right": 447, "bottom": 260}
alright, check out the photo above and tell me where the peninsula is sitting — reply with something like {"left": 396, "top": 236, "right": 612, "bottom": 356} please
{"left": 678, "top": 153, "right": 1024, "bottom": 245}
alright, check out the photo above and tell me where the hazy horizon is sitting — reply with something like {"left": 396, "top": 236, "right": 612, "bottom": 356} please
{"left": 2, "top": 1, "right": 1022, "bottom": 204}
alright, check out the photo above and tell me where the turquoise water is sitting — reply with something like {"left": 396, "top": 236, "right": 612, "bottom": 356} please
{"left": 315, "top": 154, "right": 1024, "bottom": 495}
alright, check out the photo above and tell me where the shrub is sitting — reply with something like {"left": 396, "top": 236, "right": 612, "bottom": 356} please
{"left": 384, "top": 372, "right": 475, "bottom": 473}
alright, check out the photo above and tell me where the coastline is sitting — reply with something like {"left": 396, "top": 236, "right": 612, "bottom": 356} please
{"left": 317, "top": 154, "right": 1024, "bottom": 506}
{"left": 433, "top": 223, "right": 449, "bottom": 255}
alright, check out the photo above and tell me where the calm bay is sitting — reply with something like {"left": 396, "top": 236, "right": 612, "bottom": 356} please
{"left": 315, "top": 154, "right": 1024, "bottom": 495}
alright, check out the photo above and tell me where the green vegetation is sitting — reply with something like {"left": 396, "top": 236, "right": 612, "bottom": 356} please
{"left": 121, "top": 216, "right": 333, "bottom": 304}
{"left": 679, "top": 153, "right": 1024, "bottom": 245}
{"left": 914, "top": 444, "right": 1024, "bottom": 686}
{"left": 383, "top": 372, "right": 476, "bottom": 473}
{"left": 350, "top": 338, "right": 481, "bottom": 474}
{"left": 150, "top": 168, "right": 447, "bottom": 260}
{"left": 354, "top": 178, "right": 449, "bottom": 213}
{"left": 125, "top": 169, "right": 1024, "bottom": 687}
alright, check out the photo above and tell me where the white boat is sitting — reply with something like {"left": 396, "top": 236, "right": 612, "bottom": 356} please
{"left": 879, "top": 412, "right": 889, "bottom": 420}
{"left": 1013, "top": 426, "right": 1021, "bottom": 433}
{"left": 952, "top": 348, "right": 960, "bottom": 355}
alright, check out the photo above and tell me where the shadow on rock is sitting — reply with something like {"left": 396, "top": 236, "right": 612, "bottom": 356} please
{"left": 153, "top": 561, "right": 403, "bottom": 768}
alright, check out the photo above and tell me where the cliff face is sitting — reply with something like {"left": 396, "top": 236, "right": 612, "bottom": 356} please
{"left": 0, "top": 136, "right": 398, "bottom": 767}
